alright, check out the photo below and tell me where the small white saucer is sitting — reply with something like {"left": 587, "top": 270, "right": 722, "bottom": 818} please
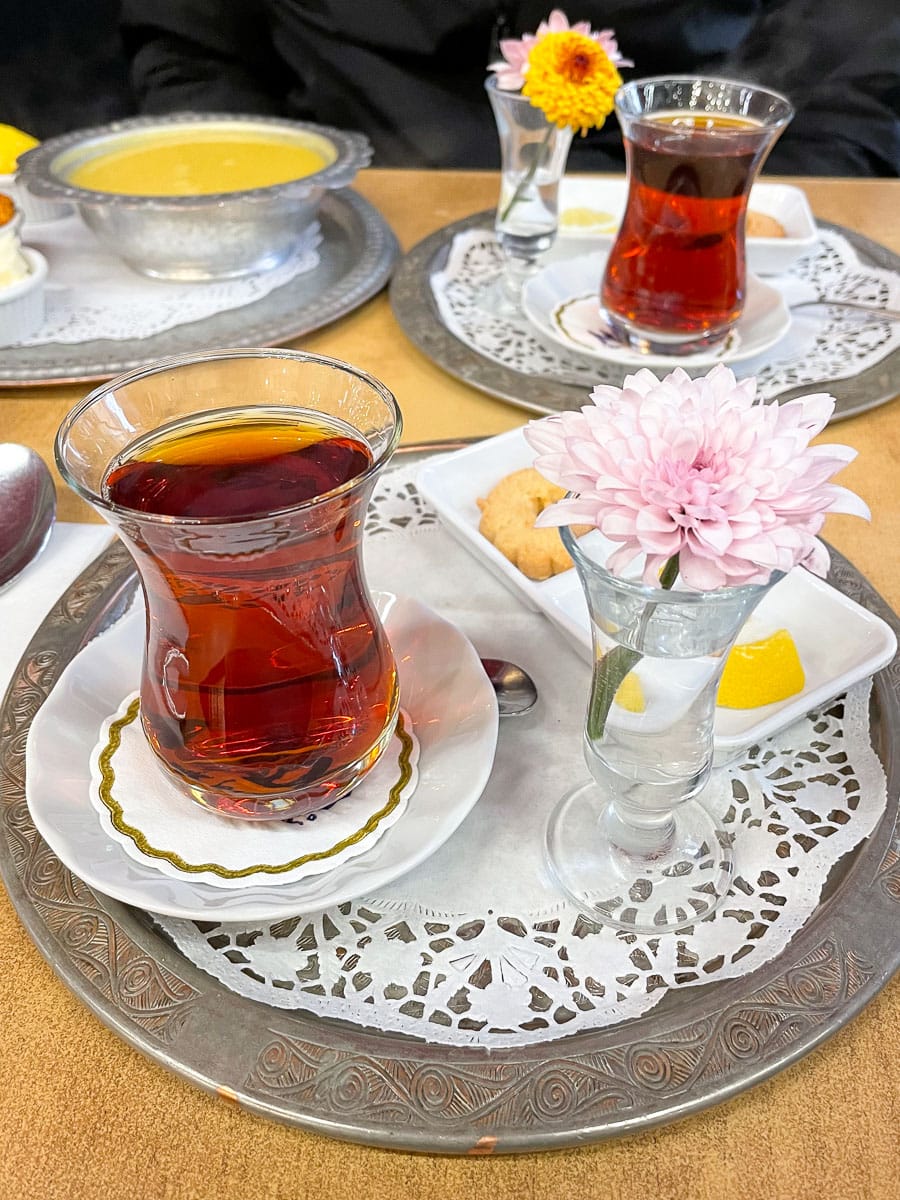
{"left": 89, "top": 686, "right": 419, "bottom": 890}
{"left": 26, "top": 592, "right": 499, "bottom": 920}
{"left": 522, "top": 252, "right": 791, "bottom": 368}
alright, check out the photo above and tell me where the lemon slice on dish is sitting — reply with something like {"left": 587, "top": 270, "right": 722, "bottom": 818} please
{"left": 614, "top": 671, "right": 646, "bottom": 713}
{"left": 559, "top": 206, "right": 618, "bottom": 233}
{"left": 0, "top": 124, "right": 39, "bottom": 174}
{"left": 718, "top": 628, "right": 805, "bottom": 709}
{"left": 595, "top": 646, "right": 647, "bottom": 712}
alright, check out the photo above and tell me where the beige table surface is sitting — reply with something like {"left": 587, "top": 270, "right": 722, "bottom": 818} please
{"left": 1, "top": 170, "right": 898, "bottom": 1199}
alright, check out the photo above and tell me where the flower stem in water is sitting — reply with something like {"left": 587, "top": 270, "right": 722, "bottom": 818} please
{"left": 586, "top": 554, "right": 680, "bottom": 742}
{"left": 499, "top": 124, "right": 554, "bottom": 224}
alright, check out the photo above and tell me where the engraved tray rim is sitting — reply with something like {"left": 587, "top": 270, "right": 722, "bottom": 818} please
{"left": 389, "top": 214, "right": 900, "bottom": 424}
{"left": 2, "top": 444, "right": 899, "bottom": 1154}
{"left": 0, "top": 188, "right": 399, "bottom": 387}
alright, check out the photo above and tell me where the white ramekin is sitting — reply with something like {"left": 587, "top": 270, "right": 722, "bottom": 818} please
{"left": 0, "top": 246, "right": 48, "bottom": 345}
{"left": 0, "top": 173, "right": 73, "bottom": 223}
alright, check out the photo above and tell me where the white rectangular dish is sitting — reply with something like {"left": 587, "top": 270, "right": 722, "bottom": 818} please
{"left": 557, "top": 177, "right": 819, "bottom": 275}
{"left": 417, "top": 429, "right": 897, "bottom": 752}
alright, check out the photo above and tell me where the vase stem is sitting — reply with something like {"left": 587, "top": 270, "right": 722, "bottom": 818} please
{"left": 605, "top": 801, "right": 676, "bottom": 857}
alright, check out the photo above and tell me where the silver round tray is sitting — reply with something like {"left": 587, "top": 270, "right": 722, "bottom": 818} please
{"left": 2, "top": 450, "right": 899, "bottom": 1153}
{"left": 0, "top": 189, "right": 398, "bottom": 386}
{"left": 390, "top": 213, "right": 900, "bottom": 423}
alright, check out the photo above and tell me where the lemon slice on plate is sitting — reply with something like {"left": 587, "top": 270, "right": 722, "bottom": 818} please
{"left": 0, "top": 124, "right": 39, "bottom": 174}
{"left": 595, "top": 647, "right": 646, "bottom": 712}
{"left": 614, "top": 671, "right": 646, "bottom": 713}
{"left": 559, "top": 206, "right": 619, "bottom": 234}
{"left": 718, "top": 628, "right": 805, "bottom": 709}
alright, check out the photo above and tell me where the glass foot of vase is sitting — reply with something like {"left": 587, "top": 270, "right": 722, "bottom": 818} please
{"left": 476, "top": 257, "right": 539, "bottom": 319}
{"left": 544, "top": 780, "right": 734, "bottom": 934}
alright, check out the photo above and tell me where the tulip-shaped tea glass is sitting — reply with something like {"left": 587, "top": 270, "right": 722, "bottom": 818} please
{"left": 484, "top": 76, "right": 574, "bottom": 314}
{"left": 601, "top": 76, "right": 793, "bottom": 355}
{"left": 56, "top": 348, "right": 402, "bottom": 820}
{"left": 545, "top": 527, "right": 781, "bottom": 933}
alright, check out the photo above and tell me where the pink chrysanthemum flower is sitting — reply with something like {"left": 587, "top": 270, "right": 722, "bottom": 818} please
{"left": 488, "top": 8, "right": 632, "bottom": 91}
{"left": 524, "top": 364, "right": 870, "bottom": 591}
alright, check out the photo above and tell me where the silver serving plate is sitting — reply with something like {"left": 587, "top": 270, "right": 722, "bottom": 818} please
{"left": 1, "top": 452, "right": 898, "bottom": 1153}
{"left": 390, "top": 214, "right": 900, "bottom": 423}
{"left": 17, "top": 112, "right": 372, "bottom": 280}
{"left": 0, "top": 189, "right": 398, "bottom": 386}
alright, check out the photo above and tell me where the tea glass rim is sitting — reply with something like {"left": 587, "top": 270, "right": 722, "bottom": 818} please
{"left": 560, "top": 523, "right": 781, "bottom": 607}
{"left": 55, "top": 346, "right": 403, "bottom": 528}
{"left": 614, "top": 74, "right": 795, "bottom": 130}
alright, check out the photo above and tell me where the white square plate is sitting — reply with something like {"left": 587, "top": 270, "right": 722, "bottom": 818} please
{"left": 557, "top": 177, "right": 819, "bottom": 275}
{"left": 417, "top": 429, "right": 897, "bottom": 752}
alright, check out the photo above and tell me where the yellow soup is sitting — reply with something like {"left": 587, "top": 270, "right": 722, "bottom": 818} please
{"left": 68, "top": 133, "right": 331, "bottom": 196}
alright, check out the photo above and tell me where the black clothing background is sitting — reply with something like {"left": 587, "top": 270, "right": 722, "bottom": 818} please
{"left": 2, "top": 1, "right": 898, "bottom": 175}
{"left": 0, "top": 0, "right": 134, "bottom": 138}
{"left": 118, "top": 0, "right": 900, "bottom": 175}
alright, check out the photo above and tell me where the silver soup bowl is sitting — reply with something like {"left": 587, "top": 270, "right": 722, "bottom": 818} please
{"left": 16, "top": 112, "right": 372, "bottom": 281}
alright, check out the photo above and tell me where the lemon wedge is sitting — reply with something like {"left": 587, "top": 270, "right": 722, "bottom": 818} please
{"left": 614, "top": 671, "right": 646, "bottom": 713}
{"left": 718, "top": 628, "right": 805, "bottom": 709}
{"left": 0, "top": 124, "right": 39, "bottom": 174}
{"left": 596, "top": 645, "right": 646, "bottom": 712}
{"left": 559, "top": 206, "right": 618, "bottom": 233}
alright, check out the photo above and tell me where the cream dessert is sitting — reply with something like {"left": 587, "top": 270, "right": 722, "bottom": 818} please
{"left": 0, "top": 194, "right": 30, "bottom": 287}
{"left": 0, "top": 192, "right": 48, "bottom": 345}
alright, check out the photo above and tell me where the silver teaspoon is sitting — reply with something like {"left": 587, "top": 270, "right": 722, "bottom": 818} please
{"left": 790, "top": 298, "right": 900, "bottom": 320}
{"left": 0, "top": 444, "right": 57, "bottom": 591}
{"left": 481, "top": 657, "right": 538, "bottom": 716}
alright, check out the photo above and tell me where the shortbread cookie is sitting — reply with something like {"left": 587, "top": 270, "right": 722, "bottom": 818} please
{"left": 477, "top": 467, "right": 590, "bottom": 580}
{"left": 746, "top": 210, "right": 786, "bottom": 238}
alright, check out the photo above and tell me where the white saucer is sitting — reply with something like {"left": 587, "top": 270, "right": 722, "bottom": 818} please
{"left": 522, "top": 252, "right": 791, "bottom": 368}
{"left": 417, "top": 428, "right": 897, "bottom": 753}
{"left": 89, "top": 685, "right": 419, "bottom": 890}
{"left": 26, "top": 592, "right": 499, "bottom": 920}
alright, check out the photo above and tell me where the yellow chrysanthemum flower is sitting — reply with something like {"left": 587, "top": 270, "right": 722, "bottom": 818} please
{"left": 523, "top": 31, "right": 621, "bottom": 135}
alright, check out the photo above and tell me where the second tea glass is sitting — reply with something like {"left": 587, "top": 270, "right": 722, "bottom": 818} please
{"left": 56, "top": 348, "right": 402, "bottom": 821}
{"left": 601, "top": 76, "right": 793, "bottom": 355}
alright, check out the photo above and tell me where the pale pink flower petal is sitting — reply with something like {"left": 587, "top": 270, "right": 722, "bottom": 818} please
{"left": 593, "top": 29, "right": 634, "bottom": 67}
{"left": 608, "top": 542, "right": 644, "bottom": 575}
{"left": 543, "top": 10, "right": 570, "bottom": 33}
{"left": 677, "top": 553, "right": 728, "bottom": 590}
{"left": 819, "top": 485, "right": 872, "bottom": 519}
{"left": 525, "top": 363, "right": 869, "bottom": 590}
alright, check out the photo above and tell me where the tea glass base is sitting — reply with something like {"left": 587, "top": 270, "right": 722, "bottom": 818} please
{"left": 544, "top": 780, "right": 734, "bottom": 934}
{"left": 604, "top": 310, "right": 734, "bottom": 358}
{"left": 154, "top": 706, "right": 400, "bottom": 822}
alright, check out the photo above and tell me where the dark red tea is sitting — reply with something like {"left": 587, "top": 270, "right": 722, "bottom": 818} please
{"left": 601, "top": 113, "right": 766, "bottom": 338}
{"left": 103, "top": 407, "right": 398, "bottom": 818}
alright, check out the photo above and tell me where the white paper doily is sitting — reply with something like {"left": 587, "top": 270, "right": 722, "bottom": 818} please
{"left": 430, "top": 228, "right": 900, "bottom": 399}
{"left": 88, "top": 689, "right": 418, "bottom": 890}
{"left": 15, "top": 215, "right": 321, "bottom": 345}
{"left": 154, "top": 459, "right": 889, "bottom": 1048}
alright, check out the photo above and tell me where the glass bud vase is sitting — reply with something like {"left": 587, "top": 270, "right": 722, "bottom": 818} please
{"left": 483, "top": 76, "right": 573, "bottom": 314}
{"left": 545, "top": 527, "right": 781, "bottom": 933}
